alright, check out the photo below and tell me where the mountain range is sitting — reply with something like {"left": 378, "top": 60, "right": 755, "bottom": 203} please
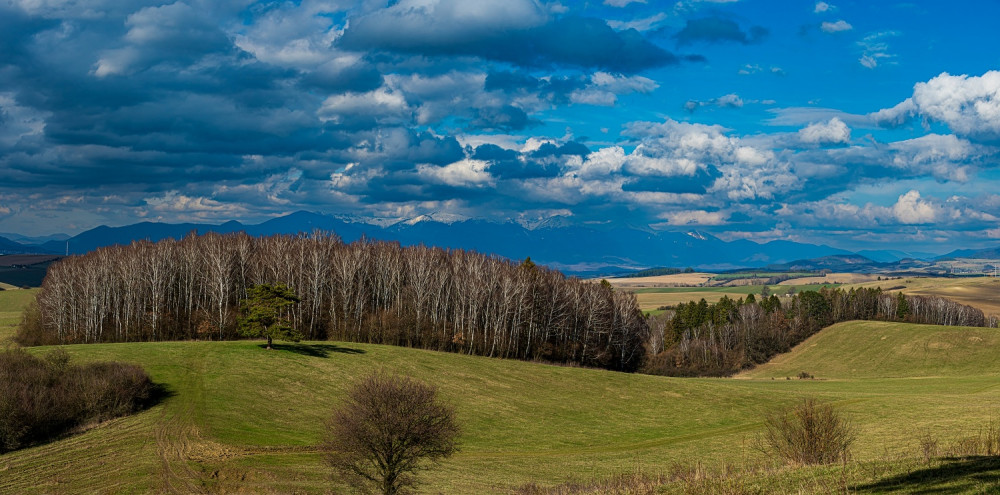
{"left": 0, "top": 211, "right": 986, "bottom": 275}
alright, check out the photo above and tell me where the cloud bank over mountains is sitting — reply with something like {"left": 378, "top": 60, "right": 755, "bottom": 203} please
{"left": 1, "top": 0, "right": 999, "bottom": 253}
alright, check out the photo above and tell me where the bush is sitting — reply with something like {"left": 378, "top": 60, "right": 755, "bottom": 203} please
{"left": 0, "top": 348, "right": 156, "bottom": 453}
{"left": 756, "top": 398, "right": 854, "bottom": 465}
{"left": 323, "top": 371, "right": 459, "bottom": 495}
{"left": 14, "top": 301, "right": 59, "bottom": 346}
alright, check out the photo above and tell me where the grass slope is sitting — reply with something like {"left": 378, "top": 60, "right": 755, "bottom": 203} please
{"left": 1, "top": 337, "right": 999, "bottom": 493}
{"left": 739, "top": 320, "right": 1000, "bottom": 380}
{"left": 0, "top": 288, "right": 38, "bottom": 343}
{"left": 2, "top": 288, "right": 1000, "bottom": 493}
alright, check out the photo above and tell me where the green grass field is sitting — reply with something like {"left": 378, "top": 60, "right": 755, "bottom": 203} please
{"left": 3, "top": 290, "right": 1000, "bottom": 493}
{"left": 740, "top": 320, "right": 1000, "bottom": 380}
{"left": 0, "top": 288, "right": 38, "bottom": 343}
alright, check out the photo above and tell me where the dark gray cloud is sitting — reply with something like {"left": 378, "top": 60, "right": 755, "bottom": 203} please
{"left": 341, "top": 15, "right": 678, "bottom": 73}
{"left": 621, "top": 172, "right": 718, "bottom": 195}
{"left": 300, "top": 60, "right": 384, "bottom": 93}
{"left": 471, "top": 105, "right": 539, "bottom": 132}
{"left": 672, "top": 17, "right": 769, "bottom": 45}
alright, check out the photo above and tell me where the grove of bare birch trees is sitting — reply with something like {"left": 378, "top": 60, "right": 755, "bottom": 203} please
{"left": 27, "top": 232, "right": 650, "bottom": 371}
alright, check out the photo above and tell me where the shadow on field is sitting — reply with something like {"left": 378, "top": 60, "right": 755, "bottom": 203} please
{"left": 262, "top": 342, "right": 366, "bottom": 358}
{"left": 853, "top": 456, "right": 1000, "bottom": 493}
{"left": 147, "top": 382, "right": 176, "bottom": 407}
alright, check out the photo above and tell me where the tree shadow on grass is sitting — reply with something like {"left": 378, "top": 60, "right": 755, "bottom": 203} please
{"left": 145, "top": 382, "right": 176, "bottom": 408}
{"left": 260, "top": 342, "right": 366, "bottom": 358}
{"left": 853, "top": 456, "right": 1000, "bottom": 494}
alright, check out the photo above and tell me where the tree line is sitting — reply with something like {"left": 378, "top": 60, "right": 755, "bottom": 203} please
{"left": 24, "top": 233, "right": 649, "bottom": 371}
{"left": 644, "top": 287, "right": 996, "bottom": 376}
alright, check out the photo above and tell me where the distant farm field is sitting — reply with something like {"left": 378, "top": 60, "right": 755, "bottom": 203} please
{"left": 875, "top": 276, "right": 1000, "bottom": 316}
{"left": 0, "top": 256, "right": 59, "bottom": 288}
{"left": 602, "top": 272, "right": 715, "bottom": 287}
{"left": 630, "top": 283, "right": 839, "bottom": 311}
{"left": 777, "top": 272, "right": 884, "bottom": 285}
{"left": 615, "top": 273, "right": 1000, "bottom": 316}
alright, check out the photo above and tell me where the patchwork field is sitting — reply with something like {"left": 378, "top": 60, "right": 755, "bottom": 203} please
{"left": 776, "top": 272, "right": 884, "bottom": 285}
{"left": 629, "top": 283, "right": 840, "bottom": 312}
{"left": 613, "top": 273, "right": 1000, "bottom": 317}
{"left": 602, "top": 272, "right": 715, "bottom": 287}
{"left": 874, "top": 276, "right": 1000, "bottom": 316}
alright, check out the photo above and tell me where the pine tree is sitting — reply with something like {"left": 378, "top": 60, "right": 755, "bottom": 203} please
{"left": 238, "top": 284, "right": 301, "bottom": 350}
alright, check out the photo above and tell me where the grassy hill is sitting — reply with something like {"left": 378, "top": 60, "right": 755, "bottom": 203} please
{"left": 2, "top": 290, "right": 1000, "bottom": 493}
{"left": 739, "top": 320, "right": 1000, "bottom": 380}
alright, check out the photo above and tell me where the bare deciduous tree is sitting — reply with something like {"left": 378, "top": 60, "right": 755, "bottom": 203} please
{"left": 322, "top": 372, "right": 459, "bottom": 495}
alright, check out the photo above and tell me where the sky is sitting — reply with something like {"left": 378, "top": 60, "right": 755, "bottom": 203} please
{"left": 1, "top": 0, "right": 1000, "bottom": 253}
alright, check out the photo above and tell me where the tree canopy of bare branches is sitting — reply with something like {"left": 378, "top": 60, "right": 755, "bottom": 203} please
{"left": 322, "top": 372, "right": 459, "bottom": 495}
{"left": 29, "top": 232, "right": 649, "bottom": 371}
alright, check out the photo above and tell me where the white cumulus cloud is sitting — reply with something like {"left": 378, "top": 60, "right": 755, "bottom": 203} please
{"left": 798, "top": 117, "right": 850, "bottom": 144}
{"left": 892, "top": 190, "right": 938, "bottom": 224}
{"left": 871, "top": 70, "right": 1000, "bottom": 141}
{"left": 660, "top": 210, "right": 727, "bottom": 226}
{"left": 814, "top": 2, "right": 833, "bottom": 13}
{"left": 417, "top": 159, "right": 494, "bottom": 187}
{"left": 821, "top": 20, "right": 852, "bottom": 33}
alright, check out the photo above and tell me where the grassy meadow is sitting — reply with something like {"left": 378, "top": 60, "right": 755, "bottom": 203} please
{"left": 0, "top": 287, "right": 37, "bottom": 343}
{"left": 3, "top": 290, "right": 1000, "bottom": 492}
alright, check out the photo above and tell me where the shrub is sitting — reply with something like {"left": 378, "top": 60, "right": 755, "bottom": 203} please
{"left": 0, "top": 348, "right": 156, "bottom": 453}
{"left": 322, "top": 371, "right": 459, "bottom": 495}
{"left": 918, "top": 432, "right": 939, "bottom": 464}
{"left": 757, "top": 398, "right": 854, "bottom": 465}
{"left": 14, "top": 301, "right": 59, "bottom": 346}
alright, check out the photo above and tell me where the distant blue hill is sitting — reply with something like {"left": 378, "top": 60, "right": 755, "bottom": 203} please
{"left": 35, "top": 211, "right": 855, "bottom": 275}
{"left": 0, "top": 232, "right": 70, "bottom": 245}
{"left": 855, "top": 249, "right": 939, "bottom": 263}
{"left": 936, "top": 247, "right": 1000, "bottom": 260}
{"left": 0, "top": 236, "right": 58, "bottom": 255}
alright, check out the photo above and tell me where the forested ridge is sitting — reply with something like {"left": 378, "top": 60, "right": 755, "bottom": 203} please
{"left": 24, "top": 233, "right": 649, "bottom": 371}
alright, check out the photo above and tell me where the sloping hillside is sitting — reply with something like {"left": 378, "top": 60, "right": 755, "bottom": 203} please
{"left": 739, "top": 320, "right": 1000, "bottom": 380}
{"left": 0, "top": 339, "right": 797, "bottom": 493}
{"left": 4, "top": 284, "right": 1000, "bottom": 493}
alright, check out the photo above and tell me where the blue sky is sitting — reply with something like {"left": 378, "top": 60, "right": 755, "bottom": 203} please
{"left": 1, "top": 0, "right": 999, "bottom": 253}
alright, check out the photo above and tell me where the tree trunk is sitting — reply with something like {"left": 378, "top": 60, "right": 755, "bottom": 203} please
{"left": 267, "top": 335, "right": 273, "bottom": 350}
